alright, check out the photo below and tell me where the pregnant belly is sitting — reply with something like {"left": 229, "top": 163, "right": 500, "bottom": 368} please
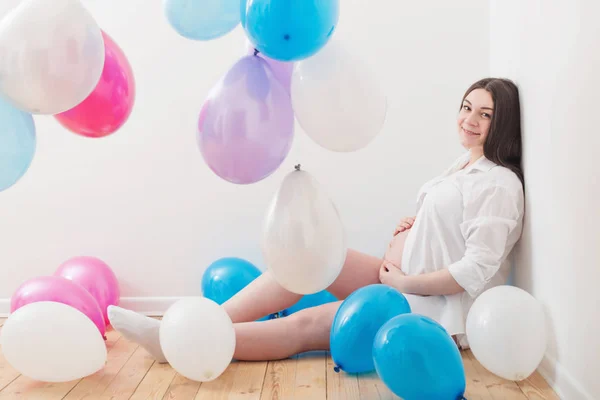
{"left": 383, "top": 229, "right": 411, "bottom": 268}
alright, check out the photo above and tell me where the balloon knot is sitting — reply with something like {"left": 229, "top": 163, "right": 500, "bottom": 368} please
{"left": 294, "top": 164, "right": 301, "bottom": 171}
{"left": 253, "top": 48, "right": 259, "bottom": 56}
{"left": 333, "top": 365, "right": 340, "bottom": 373}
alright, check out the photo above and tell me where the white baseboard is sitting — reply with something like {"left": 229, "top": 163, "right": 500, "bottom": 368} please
{"left": 538, "top": 352, "right": 594, "bottom": 400}
{"left": 0, "top": 296, "right": 195, "bottom": 317}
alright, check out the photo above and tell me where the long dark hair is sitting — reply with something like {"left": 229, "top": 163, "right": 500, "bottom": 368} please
{"left": 461, "top": 78, "right": 524, "bottom": 187}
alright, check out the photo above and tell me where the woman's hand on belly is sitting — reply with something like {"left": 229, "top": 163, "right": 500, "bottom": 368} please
{"left": 393, "top": 216, "right": 416, "bottom": 236}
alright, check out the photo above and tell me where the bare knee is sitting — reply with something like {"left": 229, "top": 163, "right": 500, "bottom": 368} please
{"left": 286, "top": 302, "right": 340, "bottom": 351}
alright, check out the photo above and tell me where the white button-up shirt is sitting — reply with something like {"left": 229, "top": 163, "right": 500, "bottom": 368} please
{"left": 400, "top": 151, "right": 525, "bottom": 342}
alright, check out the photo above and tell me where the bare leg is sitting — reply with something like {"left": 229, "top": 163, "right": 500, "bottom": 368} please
{"left": 222, "top": 248, "right": 386, "bottom": 323}
{"left": 233, "top": 301, "right": 341, "bottom": 361}
{"left": 222, "top": 271, "right": 303, "bottom": 323}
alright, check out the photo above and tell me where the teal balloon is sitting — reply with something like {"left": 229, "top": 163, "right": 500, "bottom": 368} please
{"left": 281, "top": 290, "right": 337, "bottom": 316}
{"left": 330, "top": 284, "right": 411, "bottom": 373}
{"left": 201, "top": 257, "right": 261, "bottom": 305}
{"left": 373, "top": 314, "right": 466, "bottom": 400}
{"left": 163, "top": 0, "right": 240, "bottom": 41}
{"left": 0, "top": 96, "right": 35, "bottom": 192}
{"left": 241, "top": 0, "right": 339, "bottom": 61}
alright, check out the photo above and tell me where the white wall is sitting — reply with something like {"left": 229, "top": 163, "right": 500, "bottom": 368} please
{"left": 490, "top": 1, "right": 599, "bottom": 398}
{"left": 0, "top": 1, "right": 488, "bottom": 309}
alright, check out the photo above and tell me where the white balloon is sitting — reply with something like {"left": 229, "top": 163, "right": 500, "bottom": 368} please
{"left": 159, "top": 297, "right": 235, "bottom": 382}
{"left": 466, "top": 286, "right": 547, "bottom": 381}
{"left": 0, "top": 301, "right": 107, "bottom": 382}
{"left": 262, "top": 167, "right": 346, "bottom": 294}
{"left": 0, "top": 0, "right": 105, "bottom": 114}
{"left": 291, "top": 39, "right": 387, "bottom": 152}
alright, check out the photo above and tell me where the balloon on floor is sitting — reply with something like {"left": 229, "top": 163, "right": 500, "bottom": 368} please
{"left": 55, "top": 255, "right": 121, "bottom": 326}
{"left": 10, "top": 275, "right": 107, "bottom": 338}
{"left": 466, "top": 285, "right": 548, "bottom": 381}
{"left": 373, "top": 314, "right": 467, "bottom": 400}
{"left": 330, "top": 284, "right": 411, "bottom": 373}
{"left": 0, "top": 301, "right": 107, "bottom": 382}
{"left": 281, "top": 290, "right": 338, "bottom": 316}
{"left": 201, "top": 257, "right": 262, "bottom": 305}
{"left": 160, "top": 297, "right": 236, "bottom": 382}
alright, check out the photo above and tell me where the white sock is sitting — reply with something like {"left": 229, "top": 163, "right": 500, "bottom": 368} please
{"left": 107, "top": 305, "right": 168, "bottom": 364}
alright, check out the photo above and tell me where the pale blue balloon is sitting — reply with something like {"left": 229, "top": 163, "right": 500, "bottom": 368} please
{"left": 163, "top": 0, "right": 240, "bottom": 41}
{"left": 0, "top": 96, "right": 35, "bottom": 192}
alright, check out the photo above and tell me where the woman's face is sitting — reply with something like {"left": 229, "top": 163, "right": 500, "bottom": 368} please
{"left": 457, "top": 88, "right": 494, "bottom": 151}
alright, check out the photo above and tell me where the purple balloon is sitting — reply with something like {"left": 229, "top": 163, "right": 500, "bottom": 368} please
{"left": 245, "top": 43, "right": 294, "bottom": 94}
{"left": 10, "top": 275, "right": 106, "bottom": 338}
{"left": 197, "top": 55, "right": 294, "bottom": 184}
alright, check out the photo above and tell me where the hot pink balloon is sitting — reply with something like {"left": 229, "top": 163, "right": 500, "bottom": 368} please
{"left": 54, "top": 30, "right": 135, "bottom": 138}
{"left": 55, "top": 256, "right": 120, "bottom": 326}
{"left": 10, "top": 275, "right": 106, "bottom": 338}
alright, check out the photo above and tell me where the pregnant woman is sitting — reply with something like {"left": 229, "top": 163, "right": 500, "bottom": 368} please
{"left": 108, "top": 77, "right": 525, "bottom": 362}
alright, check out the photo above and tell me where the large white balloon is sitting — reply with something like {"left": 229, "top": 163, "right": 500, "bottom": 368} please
{"left": 291, "top": 39, "right": 387, "bottom": 152}
{"left": 0, "top": 0, "right": 105, "bottom": 114}
{"left": 466, "top": 286, "right": 547, "bottom": 381}
{"left": 159, "top": 297, "right": 235, "bottom": 382}
{"left": 262, "top": 166, "right": 347, "bottom": 294}
{"left": 0, "top": 301, "right": 107, "bottom": 382}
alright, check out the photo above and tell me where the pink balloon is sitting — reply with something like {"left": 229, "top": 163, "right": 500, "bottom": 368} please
{"left": 55, "top": 256, "right": 120, "bottom": 326}
{"left": 10, "top": 275, "right": 106, "bottom": 338}
{"left": 54, "top": 30, "right": 135, "bottom": 138}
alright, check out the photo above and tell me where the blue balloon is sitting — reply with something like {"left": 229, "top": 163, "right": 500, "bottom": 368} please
{"left": 163, "top": 0, "right": 240, "bottom": 41}
{"left": 241, "top": 0, "right": 340, "bottom": 61}
{"left": 330, "top": 284, "right": 411, "bottom": 373}
{"left": 280, "top": 290, "right": 338, "bottom": 316}
{"left": 373, "top": 314, "right": 466, "bottom": 400}
{"left": 201, "top": 257, "right": 262, "bottom": 305}
{"left": 0, "top": 95, "right": 35, "bottom": 192}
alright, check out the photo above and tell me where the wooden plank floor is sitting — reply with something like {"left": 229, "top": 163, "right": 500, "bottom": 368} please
{"left": 0, "top": 318, "right": 559, "bottom": 399}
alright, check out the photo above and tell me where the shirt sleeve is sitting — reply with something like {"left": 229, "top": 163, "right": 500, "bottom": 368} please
{"left": 448, "top": 182, "right": 524, "bottom": 298}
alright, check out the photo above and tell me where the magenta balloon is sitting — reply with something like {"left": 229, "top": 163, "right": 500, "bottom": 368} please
{"left": 10, "top": 275, "right": 106, "bottom": 338}
{"left": 245, "top": 44, "right": 293, "bottom": 94}
{"left": 197, "top": 55, "right": 295, "bottom": 184}
{"left": 55, "top": 256, "right": 120, "bottom": 326}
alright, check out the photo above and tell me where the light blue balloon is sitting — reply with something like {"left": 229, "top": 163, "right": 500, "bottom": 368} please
{"left": 0, "top": 96, "right": 35, "bottom": 192}
{"left": 280, "top": 290, "right": 337, "bottom": 316}
{"left": 330, "top": 284, "right": 411, "bottom": 373}
{"left": 163, "top": 0, "right": 240, "bottom": 41}
{"left": 373, "top": 314, "right": 466, "bottom": 400}
{"left": 242, "top": 0, "right": 340, "bottom": 61}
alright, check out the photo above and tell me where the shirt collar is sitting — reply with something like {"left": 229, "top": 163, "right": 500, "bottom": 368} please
{"left": 465, "top": 154, "right": 496, "bottom": 172}
{"left": 458, "top": 151, "right": 497, "bottom": 173}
